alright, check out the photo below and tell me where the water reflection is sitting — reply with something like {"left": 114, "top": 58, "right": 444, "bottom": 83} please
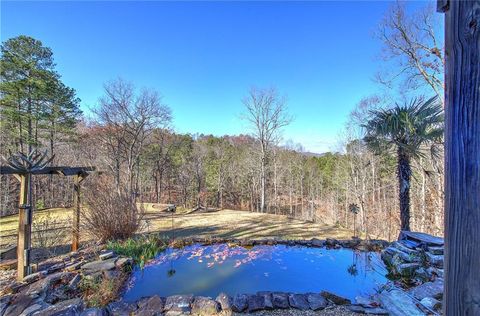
{"left": 123, "top": 243, "right": 388, "bottom": 302}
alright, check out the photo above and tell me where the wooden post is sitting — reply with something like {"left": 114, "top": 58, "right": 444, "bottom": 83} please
{"left": 17, "top": 174, "right": 32, "bottom": 280}
{"left": 438, "top": 0, "right": 480, "bottom": 314}
{"left": 72, "top": 174, "right": 81, "bottom": 252}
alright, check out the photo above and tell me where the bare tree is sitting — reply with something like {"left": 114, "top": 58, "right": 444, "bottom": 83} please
{"left": 376, "top": 2, "right": 444, "bottom": 98}
{"left": 93, "top": 78, "right": 171, "bottom": 195}
{"left": 242, "top": 87, "right": 292, "bottom": 212}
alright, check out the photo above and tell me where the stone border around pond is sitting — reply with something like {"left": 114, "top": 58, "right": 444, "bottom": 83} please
{"left": 0, "top": 237, "right": 391, "bottom": 316}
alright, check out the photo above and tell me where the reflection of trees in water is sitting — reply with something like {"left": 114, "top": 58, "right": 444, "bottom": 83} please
{"left": 146, "top": 244, "right": 277, "bottom": 269}
{"left": 347, "top": 250, "right": 378, "bottom": 278}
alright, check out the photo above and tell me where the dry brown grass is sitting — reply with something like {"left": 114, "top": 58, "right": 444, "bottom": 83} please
{"left": 1, "top": 205, "right": 357, "bottom": 250}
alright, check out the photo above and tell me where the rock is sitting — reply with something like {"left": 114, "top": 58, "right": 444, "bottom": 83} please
{"left": 409, "top": 279, "right": 444, "bottom": 300}
{"left": 420, "top": 297, "right": 442, "bottom": 311}
{"left": 347, "top": 305, "right": 389, "bottom": 315}
{"left": 231, "top": 294, "right": 248, "bottom": 312}
{"left": 414, "top": 267, "right": 429, "bottom": 281}
{"left": 378, "top": 289, "right": 424, "bottom": 316}
{"left": 0, "top": 294, "right": 12, "bottom": 316}
{"left": 307, "top": 293, "right": 327, "bottom": 310}
{"left": 80, "top": 308, "right": 106, "bottom": 316}
{"left": 99, "top": 251, "right": 115, "bottom": 260}
{"left": 325, "top": 239, "right": 338, "bottom": 247}
{"left": 288, "top": 294, "right": 309, "bottom": 310}
{"left": 428, "top": 246, "right": 444, "bottom": 255}
{"left": 4, "top": 294, "right": 33, "bottom": 316}
{"left": 136, "top": 295, "right": 164, "bottom": 316}
{"left": 68, "top": 274, "right": 81, "bottom": 291}
{"left": 425, "top": 252, "right": 444, "bottom": 268}
{"left": 215, "top": 292, "right": 232, "bottom": 311}
{"left": 26, "top": 272, "right": 73, "bottom": 299}
{"left": 64, "top": 262, "right": 83, "bottom": 272}
{"left": 32, "top": 298, "right": 83, "bottom": 316}
{"left": 392, "top": 241, "right": 419, "bottom": 256}
{"left": 354, "top": 296, "right": 377, "bottom": 308}
{"left": 271, "top": 292, "right": 289, "bottom": 309}
{"left": 382, "top": 246, "right": 418, "bottom": 265}
{"left": 107, "top": 301, "right": 137, "bottom": 316}
{"left": 115, "top": 258, "right": 133, "bottom": 270}
{"left": 320, "top": 291, "right": 351, "bottom": 305}
{"left": 311, "top": 238, "right": 324, "bottom": 247}
{"left": 164, "top": 295, "right": 193, "bottom": 314}
{"left": 103, "top": 269, "right": 120, "bottom": 280}
{"left": 81, "top": 258, "right": 117, "bottom": 273}
{"left": 191, "top": 296, "right": 220, "bottom": 315}
{"left": 45, "top": 285, "right": 71, "bottom": 304}
{"left": 396, "top": 263, "right": 421, "bottom": 276}
{"left": 256, "top": 292, "right": 273, "bottom": 310}
{"left": 19, "top": 303, "right": 48, "bottom": 316}
{"left": 247, "top": 295, "right": 266, "bottom": 312}
{"left": 23, "top": 272, "right": 46, "bottom": 285}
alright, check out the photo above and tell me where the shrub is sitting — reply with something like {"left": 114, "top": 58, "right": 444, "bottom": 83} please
{"left": 82, "top": 176, "right": 144, "bottom": 242}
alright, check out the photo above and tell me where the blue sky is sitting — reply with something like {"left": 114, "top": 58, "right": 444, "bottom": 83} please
{"left": 2, "top": 1, "right": 416, "bottom": 153}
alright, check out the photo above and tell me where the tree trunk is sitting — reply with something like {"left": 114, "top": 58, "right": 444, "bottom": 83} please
{"left": 397, "top": 148, "right": 411, "bottom": 231}
{"left": 438, "top": 1, "right": 480, "bottom": 314}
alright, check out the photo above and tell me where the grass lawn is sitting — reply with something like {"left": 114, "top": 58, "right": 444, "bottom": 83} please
{"left": 0, "top": 204, "right": 356, "bottom": 249}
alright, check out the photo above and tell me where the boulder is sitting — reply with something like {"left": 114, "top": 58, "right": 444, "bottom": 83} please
{"left": 427, "top": 246, "right": 444, "bottom": 255}
{"left": 419, "top": 297, "right": 442, "bottom": 311}
{"left": 80, "top": 308, "right": 106, "bottom": 316}
{"left": 288, "top": 294, "right": 309, "bottom": 310}
{"left": 320, "top": 291, "right": 351, "bottom": 305}
{"left": 81, "top": 258, "right": 117, "bottom": 273}
{"left": 136, "top": 295, "right": 164, "bottom": 316}
{"left": 271, "top": 292, "right": 289, "bottom": 309}
{"left": 23, "top": 272, "right": 47, "bottom": 285}
{"left": 392, "top": 241, "right": 419, "bottom": 256}
{"left": 99, "top": 251, "right": 115, "bottom": 261}
{"left": 0, "top": 294, "right": 12, "bottom": 316}
{"left": 425, "top": 252, "right": 444, "bottom": 268}
{"left": 215, "top": 292, "right": 232, "bottom": 311}
{"left": 378, "top": 289, "right": 424, "bottom": 316}
{"left": 115, "top": 258, "right": 133, "bottom": 270}
{"left": 65, "top": 262, "right": 83, "bottom": 272}
{"left": 256, "top": 292, "right": 273, "bottom": 309}
{"left": 32, "top": 298, "right": 83, "bottom": 316}
{"left": 68, "top": 274, "right": 81, "bottom": 291}
{"left": 164, "top": 295, "right": 193, "bottom": 314}
{"left": 231, "top": 294, "right": 248, "bottom": 312}
{"left": 191, "top": 296, "right": 220, "bottom": 315}
{"left": 409, "top": 279, "right": 444, "bottom": 300}
{"left": 4, "top": 294, "right": 34, "bottom": 316}
{"left": 107, "top": 301, "right": 137, "bottom": 316}
{"left": 20, "top": 303, "right": 49, "bottom": 316}
{"left": 311, "top": 238, "right": 325, "bottom": 247}
{"left": 396, "top": 263, "right": 421, "bottom": 276}
{"left": 247, "top": 295, "right": 266, "bottom": 312}
{"left": 347, "top": 305, "right": 389, "bottom": 315}
{"left": 307, "top": 293, "right": 327, "bottom": 310}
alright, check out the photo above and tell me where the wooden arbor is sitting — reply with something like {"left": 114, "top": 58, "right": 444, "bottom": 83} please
{"left": 0, "top": 152, "right": 95, "bottom": 280}
{"left": 437, "top": 0, "right": 480, "bottom": 315}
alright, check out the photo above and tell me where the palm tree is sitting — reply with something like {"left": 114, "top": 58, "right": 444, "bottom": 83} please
{"left": 363, "top": 96, "right": 443, "bottom": 231}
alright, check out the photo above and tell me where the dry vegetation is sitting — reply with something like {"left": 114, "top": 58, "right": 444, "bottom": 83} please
{"left": 0, "top": 205, "right": 357, "bottom": 250}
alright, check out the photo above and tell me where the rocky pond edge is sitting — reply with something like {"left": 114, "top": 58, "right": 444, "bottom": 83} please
{"left": 0, "top": 237, "right": 443, "bottom": 315}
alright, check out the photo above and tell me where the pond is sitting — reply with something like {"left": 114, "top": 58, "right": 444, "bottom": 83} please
{"left": 122, "top": 243, "right": 388, "bottom": 302}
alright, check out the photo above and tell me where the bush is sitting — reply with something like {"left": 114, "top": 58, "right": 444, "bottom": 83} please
{"left": 82, "top": 176, "right": 144, "bottom": 242}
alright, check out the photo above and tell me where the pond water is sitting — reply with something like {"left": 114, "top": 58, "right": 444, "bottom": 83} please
{"left": 122, "top": 243, "right": 388, "bottom": 302}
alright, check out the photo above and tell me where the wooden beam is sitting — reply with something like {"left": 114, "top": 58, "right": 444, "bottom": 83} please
{"left": 17, "top": 174, "right": 32, "bottom": 280}
{"left": 438, "top": 0, "right": 480, "bottom": 314}
{"left": 71, "top": 174, "right": 81, "bottom": 252}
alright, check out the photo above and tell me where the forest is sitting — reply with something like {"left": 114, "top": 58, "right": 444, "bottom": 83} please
{"left": 0, "top": 2, "right": 445, "bottom": 241}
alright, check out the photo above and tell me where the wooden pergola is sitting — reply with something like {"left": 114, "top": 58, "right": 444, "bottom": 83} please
{"left": 0, "top": 165, "right": 95, "bottom": 280}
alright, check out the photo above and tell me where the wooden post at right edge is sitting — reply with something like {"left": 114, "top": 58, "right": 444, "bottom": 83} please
{"left": 437, "top": 0, "right": 480, "bottom": 315}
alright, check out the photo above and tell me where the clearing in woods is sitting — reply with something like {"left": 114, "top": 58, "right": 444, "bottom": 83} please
{"left": 0, "top": 204, "right": 356, "bottom": 249}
